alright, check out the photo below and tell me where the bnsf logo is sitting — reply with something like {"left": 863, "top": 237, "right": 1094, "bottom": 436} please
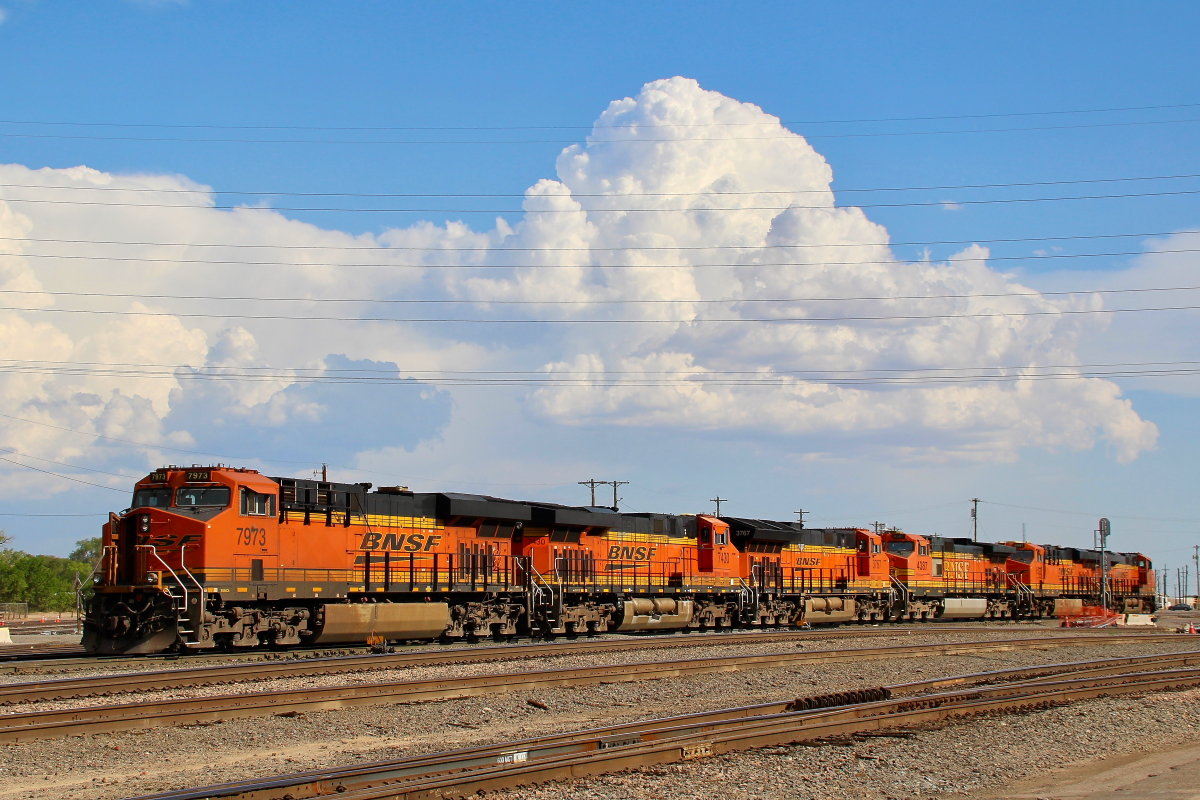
{"left": 607, "top": 545, "right": 657, "bottom": 561}
{"left": 138, "top": 534, "right": 202, "bottom": 548}
{"left": 359, "top": 533, "right": 443, "bottom": 552}
{"left": 796, "top": 557, "right": 822, "bottom": 566}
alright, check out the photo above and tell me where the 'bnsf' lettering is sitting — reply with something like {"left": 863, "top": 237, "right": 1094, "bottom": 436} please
{"left": 606, "top": 545, "right": 658, "bottom": 561}
{"left": 360, "top": 532, "right": 442, "bottom": 552}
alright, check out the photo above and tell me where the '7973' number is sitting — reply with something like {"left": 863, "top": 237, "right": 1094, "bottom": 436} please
{"left": 237, "top": 527, "right": 267, "bottom": 547}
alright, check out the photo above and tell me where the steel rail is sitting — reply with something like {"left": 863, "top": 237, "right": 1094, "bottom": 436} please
{"left": 0, "top": 633, "right": 1187, "bottom": 741}
{"left": 128, "top": 657, "right": 1200, "bottom": 800}
{"left": 0, "top": 643, "right": 377, "bottom": 673}
{"left": 0, "top": 643, "right": 85, "bottom": 661}
{"left": 0, "top": 626, "right": 1134, "bottom": 700}
{"left": 0, "top": 621, "right": 1147, "bottom": 673}
{"left": 380, "top": 669, "right": 1200, "bottom": 800}
{"left": 0, "top": 622, "right": 1057, "bottom": 674}
{"left": 890, "top": 648, "right": 1200, "bottom": 695}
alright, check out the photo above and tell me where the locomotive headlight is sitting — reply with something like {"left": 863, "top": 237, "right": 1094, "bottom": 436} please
{"left": 140, "top": 514, "right": 151, "bottom": 532}
{"left": 144, "top": 571, "right": 159, "bottom": 585}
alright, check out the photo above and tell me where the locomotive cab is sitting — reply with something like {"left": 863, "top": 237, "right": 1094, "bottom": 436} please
{"left": 86, "top": 466, "right": 277, "bottom": 654}
{"left": 881, "top": 531, "right": 933, "bottom": 586}
{"left": 1000, "top": 542, "right": 1045, "bottom": 589}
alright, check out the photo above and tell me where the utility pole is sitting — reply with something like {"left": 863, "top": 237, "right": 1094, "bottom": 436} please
{"left": 1193, "top": 545, "right": 1199, "bottom": 602}
{"left": 710, "top": 496, "right": 727, "bottom": 516}
{"left": 794, "top": 509, "right": 807, "bottom": 529}
{"left": 872, "top": 521, "right": 885, "bottom": 534}
{"left": 578, "top": 479, "right": 604, "bottom": 507}
{"left": 971, "top": 498, "right": 980, "bottom": 542}
{"left": 1097, "top": 518, "right": 1111, "bottom": 612}
{"left": 609, "top": 481, "right": 628, "bottom": 511}
{"left": 1022, "top": 522, "right": 1026, "bottom": 543}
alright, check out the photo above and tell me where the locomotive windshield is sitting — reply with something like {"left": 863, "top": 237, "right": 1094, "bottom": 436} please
{"left": 1010, "top": 550, "right": 1035, "bottom": 563}
{"left": 885, "top": 541, "right": 915, "bottom": 556}
{"left": 132, "top": 487, "right": 171, "bottom": 508}
{"left": 175, "top": 486, "right": 231, "bottom": 507}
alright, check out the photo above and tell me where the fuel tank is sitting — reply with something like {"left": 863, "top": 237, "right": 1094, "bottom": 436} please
{"left": 309, "top": 602, "right": 450, "bottom": 643}
{"left": 804, "top": 597, "right": 856, "bottom": 623}
{"left": 939, "top": 598, "right": 989, "bottom": 618}
{"left": 614, "top": 597, "right": 694, "bottom": 632}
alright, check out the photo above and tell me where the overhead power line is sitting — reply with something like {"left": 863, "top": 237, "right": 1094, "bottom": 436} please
{"left": 2, "top": 358, "right": 1198, "bottom": 387}
{"left": 3, "top": 171, "right": 1198, "bottom": 198}
{"left": 2, "top": 117, "right": 1199, "bottom": 144}
{"left": 0, "top": 447, "right": 137, "bottom": 478}
{"left": 8, "top": 247, "right": 1198, "bottom": 272}
{"left": 5, "top": 279, "right": 1200, "bottom": 307}
{"left": 0, "top": 411, "right": 576, "bottom": 489}
{"left": 982, "top": 499, "right": 1200, "bottom": 524}
{"left": 3, "top": 101, "right": 1198, "bottom": 131}
{"left": 3, "top": 229, "right": 1194, "bottom": 253}
{"left": 0, "top": 455, "right": 125, "bottom": 492}
{"left": 3, "top": 187, "right": 1198, "bottom": 213}
{"left": 2, "top": 303, "right": 1199, "bottom": 325}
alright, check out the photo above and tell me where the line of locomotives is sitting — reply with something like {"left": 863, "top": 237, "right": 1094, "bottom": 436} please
{"left": 82, "top": 466, "right": 1157, "bottom": 654}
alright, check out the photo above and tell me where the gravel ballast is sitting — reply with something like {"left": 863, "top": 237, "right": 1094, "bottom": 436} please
{"left": 0, "top": 633, "right": 1197, "bottom": 799}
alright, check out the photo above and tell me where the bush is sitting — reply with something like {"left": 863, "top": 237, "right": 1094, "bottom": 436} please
{"left": 0, "top": 533, "right": 96, "bottom": 612}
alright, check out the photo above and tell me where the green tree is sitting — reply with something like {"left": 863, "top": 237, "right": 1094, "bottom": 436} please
{"left": 0, "top": 532, "right": 94, "bottom": 611}
{"left": 69, "top": 537, "right": 102, "bottom": 564}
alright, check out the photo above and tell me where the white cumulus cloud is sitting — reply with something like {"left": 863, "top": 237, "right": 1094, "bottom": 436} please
{"left": 0, "top": 77, "right": 1161, "bottom": 499}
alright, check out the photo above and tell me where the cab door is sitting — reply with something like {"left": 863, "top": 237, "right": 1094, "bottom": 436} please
{"left": 232, "top": 486, "right": 278, "bottom": 598}
{"left": 696, "top": 517, "right": 714, "bottom": 573}
{"left": 855, "top": 533, "right": 871, "bottom": 577}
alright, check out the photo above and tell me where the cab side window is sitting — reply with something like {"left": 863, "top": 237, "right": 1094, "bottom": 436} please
{"left": 240, "top": 487, "right": 276, "bottom": 517}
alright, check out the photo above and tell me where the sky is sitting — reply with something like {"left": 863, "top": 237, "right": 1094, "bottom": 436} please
{"left": 0, "top": 2, "right": 1198, "bottom": 585}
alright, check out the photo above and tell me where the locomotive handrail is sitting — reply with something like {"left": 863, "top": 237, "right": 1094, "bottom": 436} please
{"left": 143, "top": 545, "right": 189, "bottom": 633}
{"left": 736, "top": 578, "right": 757, "bottom": 614}
{"left": 176, "top": 547, "right": 205, "bottom": 641}
{"left": 528, "top": 565, "right": 556, "bottom": 615}
{"left": 1007, "top": 574, "right": 1034, "bottom": 597}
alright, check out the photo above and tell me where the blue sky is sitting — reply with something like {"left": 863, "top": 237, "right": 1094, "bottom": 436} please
{"left": 0, "top": 2, "right": 1198, "bottom": 585}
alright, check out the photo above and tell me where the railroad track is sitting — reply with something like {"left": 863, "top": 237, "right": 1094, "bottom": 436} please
{"left": 0, "top": 642, "right": 86, "bottom": 661}
{"left": 0, "top": 632, "right": 1188, "bottom": 742}
{"left": 0, "top": 626, "right": 1112, "bottom": 701}
{"left": 129, "top": 649, "right": 1200, "bottom": 800}
{"left": 3, "top": 623, "right": 1017, "bottom": 673}
{"left": 0, "top": 622, "right": 1140, "bottom": 675}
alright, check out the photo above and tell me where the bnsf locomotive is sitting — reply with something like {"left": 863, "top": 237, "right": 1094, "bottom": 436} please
{"left": 82, "top": 466, "right": 1157, "bottom": 654}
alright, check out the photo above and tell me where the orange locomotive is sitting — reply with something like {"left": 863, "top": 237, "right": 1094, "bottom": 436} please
{"left": 82, "top": 466, "right": 1157, "bottom": 654}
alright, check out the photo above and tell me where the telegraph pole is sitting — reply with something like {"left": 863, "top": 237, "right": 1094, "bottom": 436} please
{"left": 1193, "top": 545, "right": 1199, "bottom": 603}
{"left": 794, "top": 509, "right": 807, "bottom": 529}
{"left": 971, "top": 498, "right": 980, "bottom": 542}
{"left": 609, "top": 481, "right": 629, "bottom": 511}
{"left": 578, "top": 479, "right": 604, "bottom": 507}
{"left": 1097, "top": 518, "right": 1111, "bottom": 612}
{"left": 872, "top": 521, "right": 885, "bottom": 534}
{"left": 710, "top": 496, "right": 727, "bottom": 516}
